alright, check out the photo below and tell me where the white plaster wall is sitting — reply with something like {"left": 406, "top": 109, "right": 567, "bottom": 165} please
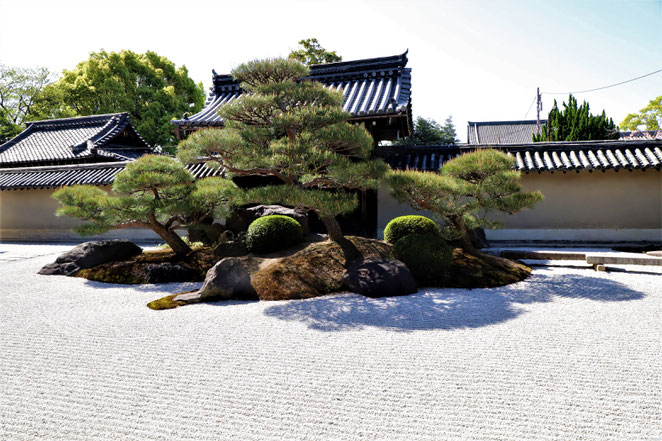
{"left": 0, "top": 187, "right": 160, "bottom": 242}
{"left": 377, "top": 169, "right": 662, "bottom": 242}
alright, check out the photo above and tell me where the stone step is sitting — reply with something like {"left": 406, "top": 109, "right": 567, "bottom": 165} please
{"left": 499, "top": 250, "right": 586, "bottom": 261}
{"left": 586, "top": 254, "right": 662, "bottom": 266}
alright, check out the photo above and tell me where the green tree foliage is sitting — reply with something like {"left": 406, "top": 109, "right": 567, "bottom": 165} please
{"left": 289, "top": 38, "right": 342, "bottom": 65}
{"left": 31, "top": 50, "right": 205, "bottom": 146}
{"left": 620, "top": 95, "right": 662, "bottom": 131}
{"left": 394, "top": 116, "right": 458, "bottom": 146}
{"left": 178, "top": 58, "right": 387, "bottom": 246}
{"left": 53, "top": 155, "right": 239, "bottom": 255}
{"left": 533, "top": 94, "right": 618, "bottom": 142}
{"left": 0, "top": 64, "right": 53, "bottom": 143}
{"left": 387, "top": 149, "right": 543, "bottom": 251}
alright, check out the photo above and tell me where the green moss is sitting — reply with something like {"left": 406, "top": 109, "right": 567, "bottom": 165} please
{"left": 147, "top": 294, "right": 182, "bottom": 310}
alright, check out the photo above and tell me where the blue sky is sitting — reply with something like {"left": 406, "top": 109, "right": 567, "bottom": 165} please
{"left": 1, "top": 0, "right": 660, "bottom": 141}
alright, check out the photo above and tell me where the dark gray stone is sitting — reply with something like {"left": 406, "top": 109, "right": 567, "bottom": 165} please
{"left": 342, "top": 258, "right": 417, "bottom": 298}
{"left": 214, "top": 239, "right": 248, "bottom": 258}
{"left": 39, "top": 239, "right": 142, "bottom": 276}
{"left": 143, "top": 263, "right": 198, "bottom": 284}
{"left": 468, "top": 227, "right": 490, "bottom": 249}
{"left": 38, "top": 261, "right": 80, "bottom": 276}
{"left": 226, "top": 205, "right": 309, "bottom": 234}
{"left": 197, "top": 257, "right": 257, "bottom": 301}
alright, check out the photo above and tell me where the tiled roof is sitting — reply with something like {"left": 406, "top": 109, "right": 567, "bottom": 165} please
{"left": 0, "top": 113, "right": 152, "bottom": 167}
{"left": 0, "top": 161, "right": 224, "bottom": 190}
{"left": 173, "top": 52, "right": 412, "bottom": 127}
{"left": 377, "top": 139, "right": 662, "bottom": 173}
{"left": 467, "top": 120, "right": 546, "bottom": 144}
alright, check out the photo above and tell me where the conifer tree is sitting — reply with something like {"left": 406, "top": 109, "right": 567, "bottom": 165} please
{"left": 533, "top": 94, "right": 617, "bottom": 142}
{"left": 178, "top": 58, "right": 387, "bottom": 247}
{"left": 387, "top": 149, "right": 543, "bottom": 251}
{"left": 53, "top": 155, "right": 239, "bottom": 255}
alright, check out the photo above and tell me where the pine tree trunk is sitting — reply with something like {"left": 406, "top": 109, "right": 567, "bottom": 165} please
{"left": 153, "top": 225, "right": 192, "bottom": 255}
{"left": 320, "top": 215, "right": 361, "bottom": 265}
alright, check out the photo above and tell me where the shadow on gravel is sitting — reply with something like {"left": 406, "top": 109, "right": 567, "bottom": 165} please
{"left": 263, "top": 269, "right": 645, "bottom": 331}
{"left": 82, "top": 279, "right": 202, "bottom": 294}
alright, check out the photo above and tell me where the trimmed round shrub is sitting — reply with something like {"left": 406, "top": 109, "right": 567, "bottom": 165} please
{"left": 246, "top": 215, "right": 303, "bottom": 254}
{"left": 383, "top": 215, "right": 440, "bottom": 244}
{"left": 393, "top": 233, "right": 453, "bottom": 284}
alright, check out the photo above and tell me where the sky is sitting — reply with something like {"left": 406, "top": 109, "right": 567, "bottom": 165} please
{"left": 0, "top": 0, "right": 660, "bottom": 142}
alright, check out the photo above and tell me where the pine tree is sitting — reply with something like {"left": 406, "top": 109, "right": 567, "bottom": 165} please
{"left": 288, "top": 38, "right": 342, "bottom": 65}
{"left": 533, "top": 94, "right": 618, "bottom": 142}
{"left": 178, "top": 58, "right": 387, "bottom": 248}
{"left": 387, "top": 149, "right": 543, "bottom": 251}
{"left": 53, "top": 155, "right": 239, "bottom": 255}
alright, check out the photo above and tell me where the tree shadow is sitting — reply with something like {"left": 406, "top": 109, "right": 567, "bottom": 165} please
{"left": 262, "top": 269, "right": 645, "bottom": 332}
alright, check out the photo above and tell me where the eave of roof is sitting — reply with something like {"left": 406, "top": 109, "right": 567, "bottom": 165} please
{"left": 377, "top": 139, "right": 662, "bottom": 173}
{"left": 173, "top": 51, "right": 412, "bottom": 127}
{"left": 0, "top": 160, "right": 223, "bottom": 191}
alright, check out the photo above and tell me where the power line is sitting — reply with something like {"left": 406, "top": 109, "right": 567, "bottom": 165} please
{"left": 542, "top": 67, "right": 662, "bottom": 95}
{"left": 523, "top": 96, "right": 537, "bottom": 118}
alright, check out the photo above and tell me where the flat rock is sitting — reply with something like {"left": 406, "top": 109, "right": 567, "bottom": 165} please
{"left": 342, "top": 258, "right": 417, "bottom": 298}
{"left": 143, "top": 263, "right": 198, "bottom": 284}
{"left": 197, "top": 257, "right": 257, "bottom": 301}
{"left": 39, "top": 239, "right": 142, "bottom": 276}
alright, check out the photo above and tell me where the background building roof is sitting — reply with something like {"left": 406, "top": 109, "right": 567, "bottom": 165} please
{"left": 467, "top": 120, "right": 546, "bottom": 144}
{"left": 0, "top": 113, "right": 152, "bottom": 167}
{"left": 173, "top": 52, "right": 412, "bottom": 128}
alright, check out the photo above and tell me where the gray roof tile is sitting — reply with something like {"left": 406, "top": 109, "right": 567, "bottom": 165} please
{"left": 174, "top": 52, "right": 412, "bottom": 127}
{"left": 0, "top": 113, "right": 152, "bottom": 167}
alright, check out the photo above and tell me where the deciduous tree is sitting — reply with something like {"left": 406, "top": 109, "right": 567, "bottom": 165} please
{"left": 32, "top": 50, "right": 205, "bottom": 146}
{"left": 0, "top": 64, "right": 53, "bottom": 142}
{"left": 53, "top": 155, "right": 239, "bottom": 255}
{"left": 394, "top": 116, "right": 458, "bottom": 145}
{"left": 620, "top": 95, "right": 662, "bottom": 131}
{"left": 387, "top": 149, "right": 542, "bottom": 251}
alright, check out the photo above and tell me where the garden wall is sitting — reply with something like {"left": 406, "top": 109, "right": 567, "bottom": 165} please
{"left": 0, "top": 187, "right": 160, "bottom": 242}
{"left": 377, "top": 169, "right": 662, "bottom": 243}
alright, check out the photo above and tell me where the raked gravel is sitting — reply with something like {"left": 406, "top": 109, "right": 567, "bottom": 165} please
{"left": 0, "top": 243, "right": 661, "bottom": 440}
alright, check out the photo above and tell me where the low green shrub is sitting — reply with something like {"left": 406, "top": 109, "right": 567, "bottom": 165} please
{"left": 393, "top": 233, "right": 453, "bottom": 284}
{"left": 383, "top": 215, "right": 440, "bottom": 244}
{"left": 246, "top": 215, "right": 303, "bottom": 253}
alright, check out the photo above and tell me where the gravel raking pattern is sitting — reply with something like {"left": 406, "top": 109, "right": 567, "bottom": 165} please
{"left": 0, "top": 244, "right": 660, "bottom": 440}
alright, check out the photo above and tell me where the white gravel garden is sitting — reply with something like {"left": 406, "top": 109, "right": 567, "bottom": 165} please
{"left": 1, "top": 243, "right": 660, "bottom": 440}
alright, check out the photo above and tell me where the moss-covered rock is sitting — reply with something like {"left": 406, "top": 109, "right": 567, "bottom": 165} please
{"left": 251, "top": 236, "right": 392, "bottom": 300}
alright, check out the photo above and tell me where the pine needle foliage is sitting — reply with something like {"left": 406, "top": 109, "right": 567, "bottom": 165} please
{"left": 178, "top": 58, "right": 388, "bottom": 243}
{"left": 53, "top": 155, "right": 240, "bottom": 255}
{"left": 387, "top": 149, "right": 543, "bottom": 251}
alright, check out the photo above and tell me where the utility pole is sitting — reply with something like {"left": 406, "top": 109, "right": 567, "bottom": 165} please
{"left": 536, "top": 87, "right": 542, "bottom": 134}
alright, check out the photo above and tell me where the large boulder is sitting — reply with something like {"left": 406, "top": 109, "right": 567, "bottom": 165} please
{"left": 190, "top": 257, "right": 257, "bottom": 301}
{"left": 226, "top": 205, "right": 309, "bottom": 234}
{"left": 342, "top": 258, "right": 417, "bottom": 298}
{"left": 38, "top": 239, "right": 142, "bottom": 276}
